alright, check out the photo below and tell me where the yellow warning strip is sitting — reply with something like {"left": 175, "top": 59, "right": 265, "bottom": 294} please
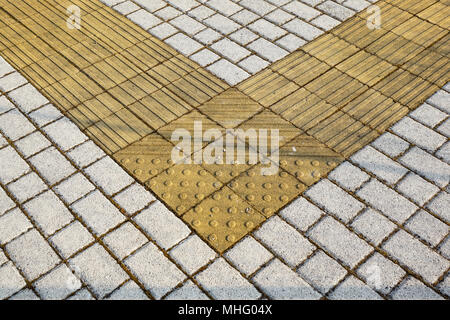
{"left": 0, "top": 0, "right": 448, "bottom": 252}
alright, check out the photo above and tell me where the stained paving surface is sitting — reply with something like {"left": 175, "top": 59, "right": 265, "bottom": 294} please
{"left": 0, "top": 0, "right": 449, "bottom": 300}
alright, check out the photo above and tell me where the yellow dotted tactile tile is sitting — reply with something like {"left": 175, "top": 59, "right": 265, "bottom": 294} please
{"left": 198, "top": 88, "right": 263, "bottom": 129}
{"left": 229, "top": 165, "right": 306, "bottom": 219}
{"left": 277, "top": 134, "right": 344, "bottom": 186}
{"left": 147, "top": 164, "right": 223, "bottom": 216}
{"left": 182, "top": 187, "right": 266, "bottom": 253}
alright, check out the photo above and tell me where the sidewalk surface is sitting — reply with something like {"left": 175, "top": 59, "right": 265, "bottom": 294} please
{"left": 0, "top": 0, "right": 449, "bottom": 300}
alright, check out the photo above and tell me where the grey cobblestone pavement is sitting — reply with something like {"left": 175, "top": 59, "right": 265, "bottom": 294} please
{"left": 0, "top": 52, "right": 448, "bottom": 299}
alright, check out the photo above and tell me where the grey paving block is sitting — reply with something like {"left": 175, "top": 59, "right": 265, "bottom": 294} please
{"left": 436, "top": 141, "right": 450, "bottom": 163}
{"left": 43, "top": 118, "right": 87, "bottom": 151}
{"left": 169, "top": 235, "right": 217, "bottom": 275}
{"left": 224, "top": 236, "right": 273, "bottom": 276}
{"left": 383, "top": 230, "right": 449, "bottom": 284}
{"left": 124, "top": 243, "right": 186, "bottom": 299}
{"left": 134, "top": 201, "right": 190, "bottom": 250}
{"left": 0, "top": 187, "right": 15, "bottom": 216}
{"left": 7, "top": 172, "right": 47, "bottom": 203}
{"left": 8, "top": 83, "right": 49, "bottom": 113}
{"left": 437, "top": 274, "right": 449, "bottom": 297}
{"left": 6, "top": 229, "right": 60, "bottom": 281}
{"left": 426, "top": 191, "right": 450, "bottom": 223}
{"left": 371, "top": 132, "right": 410, "bottom": 158}
{"left": 391, "top": 117, "right": 446, "bottom": 152}
{"left": 427, "top": 90, "right": 449, "bottom": 114}
{"left": 328, "top": 276, "right": 382, "bottom": 300}
{"left": 70, "top": 243, "right": 128, "bottom": 299}
{"left": 307, "top": 216, "right": 373, "bottom": 268}
{"left": 0, "top": 95, "right": 15, "bottom": 115}
{"left": 351, "top": 146, "right": 408, "bottom": 185}
{"left": 0, "top": 72, "right": 27, "bottom": 92}
{"left": 253, "top": 259, "right": 321, "bottom": 300}
{"left": 357, "top": 179, "right": 418, "bottom": 224}
{"left": 279, "top": 197, "right": 324, "bottom": 232}
{"left": 164, "top": 280, "right": 209, "bottom": 300}
{"left": 113, "top": 183, "right": 155, "bottom": 215}
{"left": 8, "top": 288, "right": 40, "bottom": 300}
{"left": 66, "top": 140, "right": 105, "bottom": 168}
{"left": 107, "top": 280, "right": 149, "bottom": 300}
{"left": 28, "top": 104, "right": 63, "bottom": 127}
{"left": 439, "top": 237, "right": 450, "bottom": 259}
{"left": 0, "top": 208, "right": 33, "bottom": 245}
{"left": 15, "top": 131, "right": 51, "bottom": 158}
{"left": 24, "top": 190, "right": 73, "bottom": 237}
{"left": 67, "top": 288, "right": 94, "bottom": 300}
{"left": 437, "top": 118, "right": 450, "bottom": 138}
{"left": 357, "top": 252, "right": 406, "bottom": 295}
{"left": 71, "top": 190, "right": 125, "bottom": 236}
{"left": 103, "top": 222, "right": 148, "bottom": 260}
{"left": 49, "top": 221, "right": 95, "bottom": 259}
{"left": 391, "top": 276, "right": 444, "bottom": 300}
{"left": 0, "top": 146, "right": 30, "bottom": 184}
{"left": 0, "top": 109, "right": 35, "bottom": 141}
{"left": 351, "top": 208, "right": 396, "bottom": 245}
{"left": 0, "top": 249, "right": 7, "bottom": 266}
{"left": 410, "top": 103, "right": 448, "bottom": 128}
{"left": 297, "top": 250, "right": 347, "bottom": 294}
{"left": 195, "top": 258, "right": 261, "bottom": 300}
{"left": 305, "top": 179, "right": 364, "bottom": 222}
{"left": 53, "top": 173, "right": 95, "bottom": 205}
{"left": 255, "top": 216, "right": 316, "bottom": 267}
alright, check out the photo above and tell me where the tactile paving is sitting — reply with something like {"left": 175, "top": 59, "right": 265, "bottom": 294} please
{"left": 147, "top": 164, "right": 223, "bottom": 216}
{"left": 182, "top": 187, "right": 266, "bottom": 253}
{"left": 1, "top": 0, "right": 448, "bottom": 253}
{"left": 198, "top": 88, "right": 263, "bottom": 129}
{"left": 229, "top": 165, "right": 306, "bottom": 218}
{"left": 277, "top": 134, "right": 344, "bottom": 186}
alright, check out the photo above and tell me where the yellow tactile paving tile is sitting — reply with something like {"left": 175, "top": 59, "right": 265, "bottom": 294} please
{"left": 148, "top": 164, "right": 223, "bottom": 216}
{"left": 198, "top": 88, "right": 263, "bottom": 129}
{"left": 277, "top": 134, "right": 344, "bottom": 186}
{"left": 229, "top": 165, "right": 306, "bottom": 219}
{"left": 113, "top": 132, "right": 178, "bottom": 184}
{"left": 182, "top": 187, "right": 266, "bottom": 253}
{"left": 1, "top": 0, "right": 449, "bottom": 252}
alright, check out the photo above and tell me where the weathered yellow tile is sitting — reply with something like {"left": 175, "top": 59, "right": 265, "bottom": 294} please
{"left": 229, "top": 165, "right": 305, "bottom": 218}
{"left": 148, "top": 164, "right": 222, "bottom": 216}
{"left": 182, "top": 187, "right": 266, "bottom": 253}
